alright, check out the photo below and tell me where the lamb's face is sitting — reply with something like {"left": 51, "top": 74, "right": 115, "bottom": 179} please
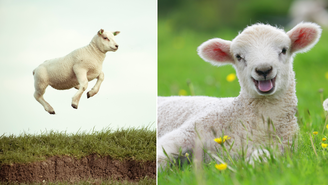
{"left": 198, "top": 22, "right": 321, "bottom": 99}
{"left": 230, "top": 25, "right": 292, "bottom": 97}
{"left": 94, "top": 29, "right": 120, "bottom": 53}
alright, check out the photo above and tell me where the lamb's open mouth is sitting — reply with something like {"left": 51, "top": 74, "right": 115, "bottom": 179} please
{"left": 252, "top": 76, "right": 276, "bottom": 94}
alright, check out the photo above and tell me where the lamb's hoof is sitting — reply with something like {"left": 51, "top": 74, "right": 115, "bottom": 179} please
{"left": 49, "top": 111, "right": 55, "bottom": 115}
{"left": 87, "top": 92, "right": 90, "bottom": 99}
{"left": 71, "top": 104, "right": 78, "bottom": 109}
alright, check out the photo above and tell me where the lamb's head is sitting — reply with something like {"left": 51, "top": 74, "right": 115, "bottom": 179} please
{"left": 198, "top": 22, "right": 321, "bottom": 98}
{"left": 92, "top": 29, "right": 120, "bottom": 53}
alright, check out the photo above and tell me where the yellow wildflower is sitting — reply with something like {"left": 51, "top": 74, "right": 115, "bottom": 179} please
{"left": 185, "top": 153, "right": 189, "bottom": 157}
{"left": 323, "top": 138, "right": 327, "bottom": 142}
{"left": 325, "top": 72, "right": 328, "bottom": 80}
{"left": 226, "top": 73, "right": 236, "bottom": 82}
{"left": 223, "top": 135, "right": 231, "bottom": 142}
{"left": 214, "top": 135, "right": 231, "bottom": 144}
{"left": 214, "top": 137, "right": 223, "bottom": 144}
{"left": 326, "top": 124, "right": 328, "bottom": 129}
{"left": 313, "top": 131, "right": 318, "bottom": 135}
{"left": 178, "top": 89, "right": 187, "bottom": 96}
{"left": 322, "top": 143, "right": 328, "bottom": 148}
{"left": 215, "top": 163, "right": 227, "bottom": 171}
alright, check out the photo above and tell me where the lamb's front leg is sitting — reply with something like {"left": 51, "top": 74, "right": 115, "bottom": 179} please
{"left": 246, "top": 141, "right": 287, "bottom": 165}
{"left": 158, "top": 127, "right": 195, "bottom": 169}
{"left": 87, "top": 71, "right": 104, "bottom": 98}
{"left": 71, "top": 67, "right": 88, "bottom": 109}
{"left": 247, "top": 148, "right": 271, "bottom": 165}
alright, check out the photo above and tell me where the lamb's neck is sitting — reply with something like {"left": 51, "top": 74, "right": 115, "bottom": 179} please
{"left": 88, "top": 42, "right": 106, "bottom": 62}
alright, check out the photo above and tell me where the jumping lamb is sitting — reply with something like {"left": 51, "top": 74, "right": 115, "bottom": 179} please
{"left": 33, "top": 29, "right": 119, "bottom": 114}
{"left": 158, "top": 22, "right": 321, "bottom": 168}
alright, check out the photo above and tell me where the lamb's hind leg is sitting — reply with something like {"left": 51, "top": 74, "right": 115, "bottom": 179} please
{"left": 71, "top": 67, "right": 88, "bottom": 109}
{"left": 87, "top": 72, "right": 104, "bottom": 98}
{"left": 34, "top": 80, "right": 55, "bottom": 114}
{"left": 158, "top": 127, "right": 195, "bottom": 170}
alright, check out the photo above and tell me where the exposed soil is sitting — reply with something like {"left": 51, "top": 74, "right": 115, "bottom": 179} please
{"left": 0, "top": 154, "right": 156, "bottom": 184}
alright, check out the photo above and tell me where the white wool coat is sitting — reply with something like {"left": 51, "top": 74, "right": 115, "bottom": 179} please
{"left": 158, "top": 70, "right": 298, "bottom": 162}
{"left": 33, "top": 29, "right": 119, "bottom": 114}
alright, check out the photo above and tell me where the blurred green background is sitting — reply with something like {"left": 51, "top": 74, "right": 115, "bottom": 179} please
{"left": 159, "top": 0, "right": 294, "bottom": 32}
{"left": 158, "top": 0, "right": 328, "bottom": 119}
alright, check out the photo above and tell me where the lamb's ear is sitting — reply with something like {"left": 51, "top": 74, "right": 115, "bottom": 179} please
{"left": 287, "top": 22, "right": 321, "bottom": 54}
{"left": 98, "top": 29, "right": 104, "bottom": 35}
{"left": 113, "top": 31, "right": 120, "bottom": 36}
{"left": 197, "top": 38, "right": 234, "bottom": 66}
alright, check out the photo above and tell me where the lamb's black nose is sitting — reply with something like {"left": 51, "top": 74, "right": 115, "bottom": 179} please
{"left": 255, "top": 66, "right": 272, "bottom": 80}
{"left": 115, "top": 45, "right": 119, "bottom": 48}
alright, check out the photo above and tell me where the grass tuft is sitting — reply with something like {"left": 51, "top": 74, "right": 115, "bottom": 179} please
{"left": 0, "top": 126, "right": 156, "bottom": 165}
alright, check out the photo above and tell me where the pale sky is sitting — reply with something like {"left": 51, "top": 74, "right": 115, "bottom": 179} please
{"left": 0, "top": 0, "right": 157, "bottom": 135}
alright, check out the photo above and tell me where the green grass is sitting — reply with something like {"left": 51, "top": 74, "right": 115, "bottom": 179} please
{"left": 158, "top": 116, "right": 328, "bottom": 185}
{"left": 158, "top": 19, "right": 328, "bottom": 184}
{"left": 0, "top": 126, "right": 156, "bottom": 165}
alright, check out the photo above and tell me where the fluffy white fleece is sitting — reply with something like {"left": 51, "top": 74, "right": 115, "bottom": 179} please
{"left": 158, "top": 22, "right": 321, "bottom": 168}
{"left": 33, "top": 29, "right": 120, "bottom": 114}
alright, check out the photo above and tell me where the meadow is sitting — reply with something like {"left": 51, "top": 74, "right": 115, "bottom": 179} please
{"left": 158, "top": 20, "right": 328, "bottom": 184}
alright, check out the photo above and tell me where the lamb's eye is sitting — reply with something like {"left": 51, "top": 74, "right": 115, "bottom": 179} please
{"left": 281, "top": 48, "right": 287, "bottom": 54}
{"left": 235, "top": 54, "right": 242, "bottom": 61}
{"left": 103, "top": 37, "right": 108, "bottom": 40}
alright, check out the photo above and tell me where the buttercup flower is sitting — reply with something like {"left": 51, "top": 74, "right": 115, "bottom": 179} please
{"left": 223, "top": 135, "right": 231, "bottom": 141}
{"left": 185, "top": 153, "right": 189, "bottom": 157}
{"left": 323, "top": 138, "right": 327, "bottom": 142}
{"left": 214, "top": 137, "right": 223, "bottom": 144}
{"left": 326, "top": 124, "right": 328, "bottom": 130}
{"left": 215, "top": 163, "right": 227, "bottom": 171}
{"left": 226, "top": 73, "right": 236, "bottom": 82}
{"left": 313, "top": 131, "right": 318, "bottom": 135}
{"left": 214, "top": 135, "right": 231, "bottom": 144}
{"left": 178, "top": 89, "right": 187, "bottom": 96}
{"left": 322, "top": 143, "right": 328, "bottom": 148}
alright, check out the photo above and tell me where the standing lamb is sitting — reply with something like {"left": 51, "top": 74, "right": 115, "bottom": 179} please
{"left": 158, "top": 22, "right": 321, "bottom": 168}
{"left": 33, "top": 29, "right": 119, "bottom": 114}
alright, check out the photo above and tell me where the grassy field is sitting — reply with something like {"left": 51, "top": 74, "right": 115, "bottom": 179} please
{"left": 0, "top": 126, "right": 156, "bottom": 165}
{"left": 158, "top": 19, "right": 328, "bottom": 185}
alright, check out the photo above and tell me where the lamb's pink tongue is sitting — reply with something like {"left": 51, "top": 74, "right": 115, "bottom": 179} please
{"left": 258, "top": 80, "right": 273, "bottom": 92}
